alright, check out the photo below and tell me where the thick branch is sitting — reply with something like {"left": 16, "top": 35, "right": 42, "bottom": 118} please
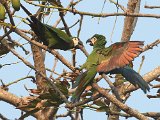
{"left": 92, "top": 83, "right": 149, "bottom": 120}
{"left": 31, "top": 43, "right": 47, "bottom": 90}
{"left": 0, "top": 88, "right": 38, "bottom": 118}
{"left": 121, "top": 0, "right": 140, "bottom": 42}
{"left": 108, "top": 111, "right": 160, "bottom": 119}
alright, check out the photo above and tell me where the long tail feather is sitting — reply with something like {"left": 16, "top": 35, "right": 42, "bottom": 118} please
{"left": 109, "top": 66, "right": 150, "bottom": 93}
{"left": 20, "top": 4, "right": 38, "bottom": 24}
{"left": 71, "top": 69, "right": 97, "bottom": 102}
{"left": 72, "top": 71, "right": 88, "bottom": 89}
{"left": 20, "top": 4, "right": 48, "bottom": 45}
{"left": 20, "top": 4, "right": 32, "bottom": 16}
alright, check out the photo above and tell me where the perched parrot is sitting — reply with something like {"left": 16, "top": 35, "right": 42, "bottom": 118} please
{"left": 20, "top": 4, "right": 82, "bottom": 50}
{"left": 72, "top": 34, "right": 150, "bottom": 102}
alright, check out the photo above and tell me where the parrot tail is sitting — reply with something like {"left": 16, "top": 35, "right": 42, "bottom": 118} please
{"left": 20, "top": 4, "right": 39, "bottom": 25}
{"left": 20, "top": 4, "right": 32, "bottom": 16}
{"left": 110, "top": 66, "right": 150, "bottom": 93}
{"left": 71, "top": 70, "right": 97, "bottom": 102}
{"left": 20, "top": 4, "right": 47, "bottom": 44}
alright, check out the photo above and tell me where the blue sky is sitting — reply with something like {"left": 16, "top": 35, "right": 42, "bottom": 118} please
{"left": 0, "top": 0, "right": 160, "bottom": 119}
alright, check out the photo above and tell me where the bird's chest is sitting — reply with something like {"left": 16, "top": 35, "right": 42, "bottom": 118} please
{"left": 85, "top": 54, "right": 101, "bottom": 69}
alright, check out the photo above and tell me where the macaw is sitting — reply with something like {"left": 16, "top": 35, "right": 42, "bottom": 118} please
{"left": 20, "top": 4, "right": 82, "bottom": 50}
{"left": 72, "top": 34, "right": 150, "bottom": 102}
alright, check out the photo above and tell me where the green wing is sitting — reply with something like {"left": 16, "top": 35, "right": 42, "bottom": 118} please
{"left": 21, "top": 4, "right": 73, "bottom": 50}
{"left": 97, "top": 41, "right": 144, "bottom": 73}
{"left": 45, "top": 25, "right": 71, "bottom": 43}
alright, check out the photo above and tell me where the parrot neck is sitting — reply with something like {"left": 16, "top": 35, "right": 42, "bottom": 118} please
{"left": 93, "top": 44, "right": 105, "bottom": 49}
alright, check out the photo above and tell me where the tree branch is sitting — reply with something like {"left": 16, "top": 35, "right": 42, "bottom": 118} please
{"left": 92, "top": 83, "right": 149, "bottom": 120}
{"left": 124, "top": 66, "right": 160, "bottom": 94}
{"left": 143, "top": 39, "right": 160, "bottom": 52}
{"left": 0, "top": 88, "right": 38, "bottom": 118}
{"left": 26, "top": 1, "right": 160, "bottom": 18}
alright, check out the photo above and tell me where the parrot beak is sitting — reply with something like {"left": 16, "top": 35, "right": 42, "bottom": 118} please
{"left": 86, "top": 37, "right": 96, "bottom": 46}
{"left": 86, "top": 39, "right": 91, "bottom": 44}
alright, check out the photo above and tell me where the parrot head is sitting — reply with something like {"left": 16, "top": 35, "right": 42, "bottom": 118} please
{"left": 86, "top": 34, "right": 106, "bottom": 46}
{"left": 72, "top": 37, "right": 83, "bottom": 48}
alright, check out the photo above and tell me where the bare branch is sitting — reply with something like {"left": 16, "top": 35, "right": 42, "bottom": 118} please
{"left": 0, "top": 88, "right": 38, "bottom": 118}
{"left": 92, "top": 83, "right": 149, "bottom": 120}
{"left": 145, "top": 5, "right": 160, "bottom": 9}
{"left": 108, "top": 111, "right": 160, "bottom": 119}
{"left": 26, "top": 2, "right": 160, "bottom": 18}
{"left": 121, "top": 0, "right": 141, "bottom": 42}
{"left": 143, "top": 39, "right": 160, "bottom": 52}
{"left": 109, "top": 0, "right": 127, "bottom": 12}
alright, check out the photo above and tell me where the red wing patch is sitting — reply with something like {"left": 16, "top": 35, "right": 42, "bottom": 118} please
{"left": 97, "top": 41, "right": 144, "bottom": 73}
{"left": 97, "top": 60, "right": 109, "bottom": 72}
{"left": 112, "top": 42, "right": 125, "bottom": 50}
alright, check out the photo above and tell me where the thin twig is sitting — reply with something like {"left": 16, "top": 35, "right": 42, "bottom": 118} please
{"left": 109, "top": 0, "right": 127, "bottom": 12}
{"left": 27, "top": 2, "right": 160, "bottom": 18}
{"left": 77, "top": 15, "right": 83, "bottom": 38}
{"left": 49, "top": 58, "right": 58, "bottom": 78}
{"left": 138, "top": 55, "right": 145, "bottom": 73}
{"left": 145, "top": 5, "right": 160, "bottom": 9}
{"left": 4, "top": 76, "right": 35, "bottom": 87}
{"left": 59, "top": 20, "right": 80, "bottom": 30}
{"left": 102, "top": 74, "right": 122, "bottom": 101}
{"left": 53, "top": 0, "right": 76, "bottom": 27}
{"left": 108, "top": 111, "right": 160, "bottom": 119}
{"left": 66, "top": 93, "right": 101, "bottom": 108}
{"left": 98, "top": 0, "right": 107, "bottom": 24}
{"left": 143, "top": 39, "right": 160, "bottom": 52}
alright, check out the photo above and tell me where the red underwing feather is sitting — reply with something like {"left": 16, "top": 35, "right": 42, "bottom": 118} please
{"left": 123, "top": 52, "right": 133, "bottom": 61}
{"left": 97, "top": 41, "right": 144, "bottom": 73}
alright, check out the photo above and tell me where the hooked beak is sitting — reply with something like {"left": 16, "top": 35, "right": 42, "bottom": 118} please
{"left": 86, "top": 38, "right": 94, "bottom": 46}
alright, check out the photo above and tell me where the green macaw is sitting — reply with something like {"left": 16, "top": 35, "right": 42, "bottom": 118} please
{"left": 72, "top": 34, "right": 150, "bottom": 102}
{"left": 20, "top": 4, "right": 82, "bottom": 50}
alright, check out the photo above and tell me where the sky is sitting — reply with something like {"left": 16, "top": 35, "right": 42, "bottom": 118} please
{"left": 0, "top": 0, "right": 160, "bottom": 120}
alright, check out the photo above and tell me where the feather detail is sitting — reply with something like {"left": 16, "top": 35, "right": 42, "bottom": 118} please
{"left": 109, "top": 66, "right": 150, "bottom": 93}
{"left": 97, "top": 41, "right": 144, "bottom": 73}
{"left": 71, "top": 68, "right": 97, "bottom": 102}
